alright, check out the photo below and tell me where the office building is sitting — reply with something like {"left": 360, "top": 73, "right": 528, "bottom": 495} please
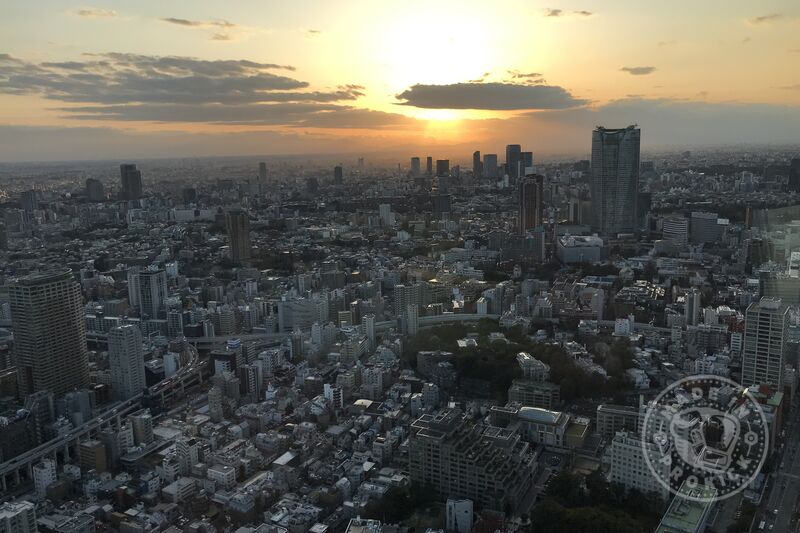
{"left": 130, "top": 410, "right": 154, "bottom": 445}
{"left": 85, "top": 178, "right": 105, "bottom": 202}
{"left": 120, "top": 163, "right": 143, "bottom": 201}
{"left": 436, "top": 159, "right": 450, "bottom": 178}
{"left": 789, "top": 158, "right": 800, "bottom": 192}
{"left": 334, "top": 165, "right": 343, "bottom": 185}
{"left": 596, "top": 404, "right": 642, "bottom": 440}
{"left": 518, "top": 174, "right": 544, "bottom": 233}
{"left": 0, "top": 501, "right": 37, "bottom": 533}
{"left": 690, "top": 212, "right": 725, "bottom": 244}
{"left": 137, "top": 267, "right": 167, "bottom": 320}
{"left": 521, "top": 151, "right": 533, "bottom": 174}
{"left": 20, "top": 190, "right": 38, "bottom": 212}
{"left": 258, "top": 161, "right": 267, "bottom": 181}
{"left": 662, "top": 216, "right": 689, "bottom": 245}
{"left": 590, "top": 126, "right": 641, "bottom": 235}
{"left": 108, "top": 325, "right": 145, "bottom": 401}
{"left": 472, "top": 151, "right": 482, "bottom": 178}
{"left": 9, "top": 270, "right": 90, "bottom": 398}
{"left": 410, "top": 157, "right": 421, "bottom": 176}
{"left": 684, "top": 288, "right": 701, "bottom": 327}
{"left": 225, "top": 209, "right": 252, "bottom": 264}
{"left": 604, "top": 430, "right": 669, "bottom": 500}
{"left": 741, "top": 297, "right": 789, "bottom": 387}
{"left": 483, "top": 153, "right": 498, "bottom": 179}
{"left": 425, "top": 156, "right": 433, "bottom": 176}
{"left": 409, "top": 409, "right": 536, "bottom": 511}
{"left": 79, "top": 439, "right": 107, "bottom": 472}
{"left": 33, "top": 459, "right": 57, "bottom": 500}
{"left": 505, "top": 144, "right": 522, "bottom": 181}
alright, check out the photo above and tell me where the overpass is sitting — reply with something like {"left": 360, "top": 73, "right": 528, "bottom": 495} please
{"left": 0, "top": 344, "right": 209, "bottom": 494}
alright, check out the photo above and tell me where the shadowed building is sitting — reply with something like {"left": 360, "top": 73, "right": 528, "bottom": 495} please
{"left": 225, "top": 209, "right": 252, "bottom": 264}
{"left": 9, "top": 270, "right": 89, "bottom": 398}
{"left": 590, "top": 125, "right": 641, "bottom": 235}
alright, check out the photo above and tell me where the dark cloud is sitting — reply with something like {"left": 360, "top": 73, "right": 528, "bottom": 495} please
{"left": 658, "top": 40, "right": 677, "bottom": 47}
{"left": 211, "top": 33, "right": 232, "bottom": 41}
{"left": 74, "top": 8, "right": 116, "bottom": 17}
{"left": 780, "top": 84, "right": 800, "bottom": 91}
{"left": 160, "top": 17, "right": 236, "bottom": 28}
{"left": 543, "top": 9, "right": 593, "bottom": 18}
{"left": 748, "top": 14, "right": 783, "bottom": 25}
{"left": 508, "top": 70, "right": 543, "bottom": 79}
{"left": 0, "top": 53, "right": 325, "bottom": 107}
{"left": 621, "top": 66, "right": 657, "bottom": 75}
{"left": 396, "top": 82, "right": 587, "bottom": 110}
{"left": 0, "top": 53, "right": 385, "bottom": 126}
{"left": 307, "top": 29, "right": 322, "bottom": 35}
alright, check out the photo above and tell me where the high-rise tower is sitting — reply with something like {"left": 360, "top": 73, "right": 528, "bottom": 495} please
{"left": 590, "top": 126, "right": 641, "bottom": 235}
{"left": 108, "top": 324, "right": 145, "bottom": 400}
{"left": 741, "top": 296, "right": 788, "bottom": 387}
{"left": 225, "top": 209, "right": 252, "bottom": 264}
{"left": 9, "top": 270, "right": 90, "bottom": 397}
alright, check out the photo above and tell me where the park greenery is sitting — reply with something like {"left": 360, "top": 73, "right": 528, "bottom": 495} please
{"left": 403, "top": 319, "right": 633, "bottom": 403}
{"left": 529, "top": 470, "right": 665, "bottom": 533}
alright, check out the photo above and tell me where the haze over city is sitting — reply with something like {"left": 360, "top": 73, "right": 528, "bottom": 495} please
{"left": 2, "top": 0, "right": 800, "bottom": 162}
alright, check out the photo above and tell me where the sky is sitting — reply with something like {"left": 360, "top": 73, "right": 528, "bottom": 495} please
{"left": 1, "top": 0, "right": 800, "bottom": 162}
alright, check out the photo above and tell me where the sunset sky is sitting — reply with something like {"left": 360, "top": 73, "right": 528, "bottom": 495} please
{"left": 1, "top": 0, "right": 800, "bottom": 162}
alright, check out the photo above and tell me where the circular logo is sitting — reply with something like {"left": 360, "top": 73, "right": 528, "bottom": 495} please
{"left": 641, "top": 375, "right": 769, "bottom": 502}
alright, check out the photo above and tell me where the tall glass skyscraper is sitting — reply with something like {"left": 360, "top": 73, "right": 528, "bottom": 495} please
{"left": 590, "top": 126, "right": 641, "bottom": 235}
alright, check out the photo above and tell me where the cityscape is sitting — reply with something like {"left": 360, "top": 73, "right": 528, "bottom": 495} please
{"left": 2, "top": 2, "right": 800, "bottom": 533}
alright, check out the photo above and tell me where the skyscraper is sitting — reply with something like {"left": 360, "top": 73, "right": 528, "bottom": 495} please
{"left": 684, "top": 288, "right": 701, "bottom": 327}
{"left": 521, "top": 151, "right": 533, "bottom": 174}
{"left": 137, "top": 267, "right": 167, "bottom": 319}
{"left": 426, "top": 156, "right": 433, "bottom": 176}
{"left": 483, "top": 154, "right": 498, "bottom": 179}
{"left": 436, "top": 159, "right": 450, "bottom": 178}
{"left": 788, "top": 158, "right": 800, "bottom": 192}
{"left": 258, "top": 162, "right": 267, "bottom": 181}
{"left": 505, "top": 144, "right": 522, "bottom": 181}
{"left": 120, "top": 163, "right": 143, "bottom": 201}
{"left": 334, "top": 165, "right": 343, "bottom": 185}
{"left": 741, "top": 297, "right": 788, "bottom": 387}
{"left": 472, "top": 151, "right": 482, "bottom": 179}
{"left": 518, "top": 174, "right": 544, "bottom": 233}
{"left": 108, "top": 324, "right": 145, "bottom": 400}
{"left": 85, "top": 178, "right": 105, "bottom": 202}
{"left": 9, "top": 270, "right": 90, "bottom": 397}
{"left": 410, "top": 157, "right": 421, "bottom": 176}
{"left": 590, "top": 125, "right": 641, "bottom": 235}
{"left": 225, "top": 209, "right": 252, "bottom": 264}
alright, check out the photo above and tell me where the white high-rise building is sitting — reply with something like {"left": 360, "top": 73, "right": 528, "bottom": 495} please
{"left": 108, "top": 325, "right": 145, "bottom": 401}
{"left": 604, "top": 430, "right": 669, "bottom": 500}
{"left": 33, "top": 458, "right": 57, "bottom": 500}
{"left": 0, "top": 501, "right": 37, "bottom": 533}
{"left": 742, "top": 297, "right": 789, "bottom": 387}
